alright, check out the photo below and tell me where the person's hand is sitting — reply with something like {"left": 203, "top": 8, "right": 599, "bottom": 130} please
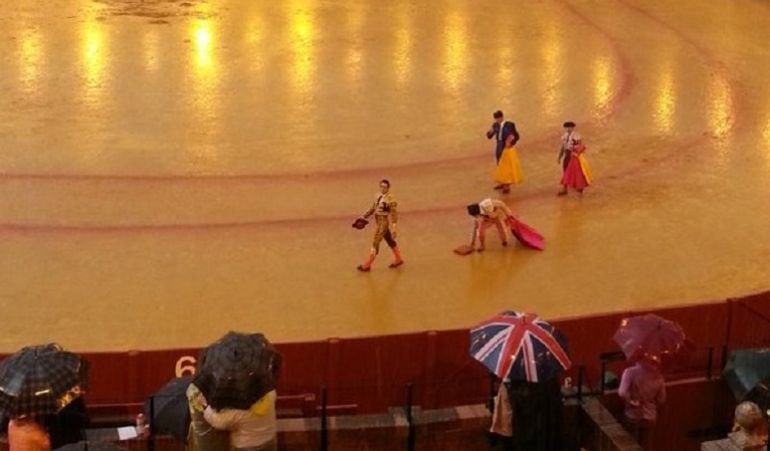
{"left": 391, "top": 229, "right": 398, "bottom": 239}
{"left": 628, "top": 399, "right": 640, "bottom": 407}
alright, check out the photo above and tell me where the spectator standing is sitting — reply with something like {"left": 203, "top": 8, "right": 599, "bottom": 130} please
{"left": 618, "top": 357, "right": 666, "bottom": 449}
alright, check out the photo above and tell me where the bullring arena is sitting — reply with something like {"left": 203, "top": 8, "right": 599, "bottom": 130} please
{"left": 1, "top": 0, "right": 770, "bottom": 448}
{"left": 2, "top": 0, "right": 770, "bottom": 351}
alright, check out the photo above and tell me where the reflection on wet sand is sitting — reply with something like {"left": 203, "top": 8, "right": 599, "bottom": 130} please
{"left": 288, "top": 0, "right": 316, "bottom": 104}
{"left": 18, "top": 27, "right": 43, "bottom": 94}
{"left": 442, "top": 7, "right": 467, "bottom": 94}
{"left": 81, "top": 8, "right": 107, "bottom": 105}
{"left": 540, "top": 24, "right": 563, "bottom": 120}
{"left": 392, "top": 2, "right": 412, "bottom": 87}
{"left": 654, "top": 66, "right": 676, "bottom": 135}
{"left": 591, "top": 56, "right": 614, "bottom": 119}
{"left": 142, "top": 28, "right": 160, "bottom": 73}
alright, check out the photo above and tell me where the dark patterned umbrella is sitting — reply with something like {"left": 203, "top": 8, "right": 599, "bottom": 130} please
{"left": 193, "top": 332, "right": 280, "bottom": 410}
{"left": 0, "top": 344, "right": 88, "bottom": 417}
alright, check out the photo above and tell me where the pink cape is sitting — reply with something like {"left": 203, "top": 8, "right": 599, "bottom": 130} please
{"left": 507, "top": 217, "right": 545, "bottom": 251}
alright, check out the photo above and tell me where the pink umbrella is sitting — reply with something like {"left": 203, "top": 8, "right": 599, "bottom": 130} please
{"left": 613, "top": 314, "right": 690, "bottom": 366}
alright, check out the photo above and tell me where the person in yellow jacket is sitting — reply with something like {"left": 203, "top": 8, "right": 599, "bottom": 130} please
{"left": 187, "top": 383, "right": 230, "bottom": 451}
{"left": 197, "top": 390, "right": 278, "bottom": 451}
{"left": 356, "top": 179, "right": 404, "bottom": 272}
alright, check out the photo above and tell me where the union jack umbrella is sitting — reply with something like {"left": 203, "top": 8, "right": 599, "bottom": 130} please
{"left": 470, "top": 312, "right": 571, "bottom": 382}
{"left": 0, "top": 344, "right": 88, "bottom": 417}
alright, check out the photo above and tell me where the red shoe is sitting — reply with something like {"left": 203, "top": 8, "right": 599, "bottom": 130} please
{"left": 357, "top": 265, "right": 371, "bottom": 272}
{"left": 557, "top": 190, "right": 567, "bottom": 196}
{"left": 501, "top": 187, "right": 510, "bottom": 194}
{"left": 388, "top": 260, "right": 404, "bottom": 269}
{"left": 493, "top": 184, "right": 505, "bottom": 190}
{"left": 502, "top": 241, "right": 508, "bottom": 247}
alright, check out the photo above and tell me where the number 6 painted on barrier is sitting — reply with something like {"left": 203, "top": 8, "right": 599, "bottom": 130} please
{"left": 176, "top": 356, "right": 197, "bottom": 377}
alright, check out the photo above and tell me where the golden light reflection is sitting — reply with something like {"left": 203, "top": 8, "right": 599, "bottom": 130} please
{"left": 18, "top": 27, "right": 42, "bottom": 93}
{"left": 188, "top": 15, "right": 221, "bottom": 167}
{"left": 194, "top": 20, "right": 213, "bottom": 70}
{"left": 289, "top": 0, "right": 315, "bottom": 94}
{"left": 653, "top": 68, "right": 676, "bottom": 135}
{"left": 592, "top": 56, "right": 615, "bottom": 118}
{"left": 540, "top": 25, "right": 563, "bottom": 118}
{"left": 142, "top": 29, "right": 160, "bottom": 72}
{"left": 246, "top": 16, "right": 264, "bottom": 71}
{"left": 345, "top": 4, "right": 364, "bottom": 81}
{"left": 496, "top": 45, "right": 515, "bottom": 103}
{"left": 81, "top": 12, "right": 107, "bottom": 104}
{"left": 706, "top": 74, "right": 734, "bottom": 144}
{"left": 442, "top": 10, "right": 468, "bottom": 93}
{"left": 761, "top": 116, "right": 770, "bottom": 170}
{"left": 393, "top": 29, "right": 411, "bottom": 86}
{"left": 764, "top": 118, "right": 770, "bottom": 146}
{"left": 392, "top": 1, "right": 412, "bottom": 86}
{"left": 248, "top": 26, "right": 262, "bottom": 45}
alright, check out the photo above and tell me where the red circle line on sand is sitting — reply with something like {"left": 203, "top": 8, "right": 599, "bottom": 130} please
{"left": 0, "top": 0, "right": 736, "bottom": 233}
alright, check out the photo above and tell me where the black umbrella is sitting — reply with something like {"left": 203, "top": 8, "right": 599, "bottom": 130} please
{"left": 722, "top": 348, "right": 770, "bottom": 400}
{"left": 144, "top": 376, "right": 191, "bottom": 441}
{"left": 0, "top": 344, "right": 88, "bottom": 417}
{"left": 194, "top": 332, "right": 281, "bottom": 410}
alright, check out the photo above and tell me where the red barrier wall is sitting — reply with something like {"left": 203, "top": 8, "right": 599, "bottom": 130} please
{"left": 4, "top": 291, "right": 770, "bottom": 414}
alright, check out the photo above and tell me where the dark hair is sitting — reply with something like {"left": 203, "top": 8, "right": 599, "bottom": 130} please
{"left": 563, "top": 121, "right": 576, "bottom": 128}
{"left": 467, "top": 204, "right": 481, "bottom": 216}
{"left": 380, "top": 179, "right": 390, "bottom": 187}
{"left": 493, "top": 110, "right": 504, "bottom": 119}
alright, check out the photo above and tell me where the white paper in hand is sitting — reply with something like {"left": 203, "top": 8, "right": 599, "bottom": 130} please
{"left": 117, "top": 426, "right": 139, "bottom": 440}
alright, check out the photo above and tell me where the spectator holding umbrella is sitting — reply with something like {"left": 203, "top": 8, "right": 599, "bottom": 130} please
{"left": 187, "top": 382, "right": 229, "bottom": 451}
{"left": 470, "top": 311, "right": 571, "bottom": 451}
{"left": 613, "top": 314, "right": 689, "bottom": 449}
{"left": 197, "top": 390, "right": 277, "bottom": 451}
{"left": 0, "top": 344, "right": 89, "bottom": 451}
{"left": 617, "top": 356, "right": 666, "bottom": 449}
{"left": 192, "top": 332, "right": 281, "bottom": 451}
